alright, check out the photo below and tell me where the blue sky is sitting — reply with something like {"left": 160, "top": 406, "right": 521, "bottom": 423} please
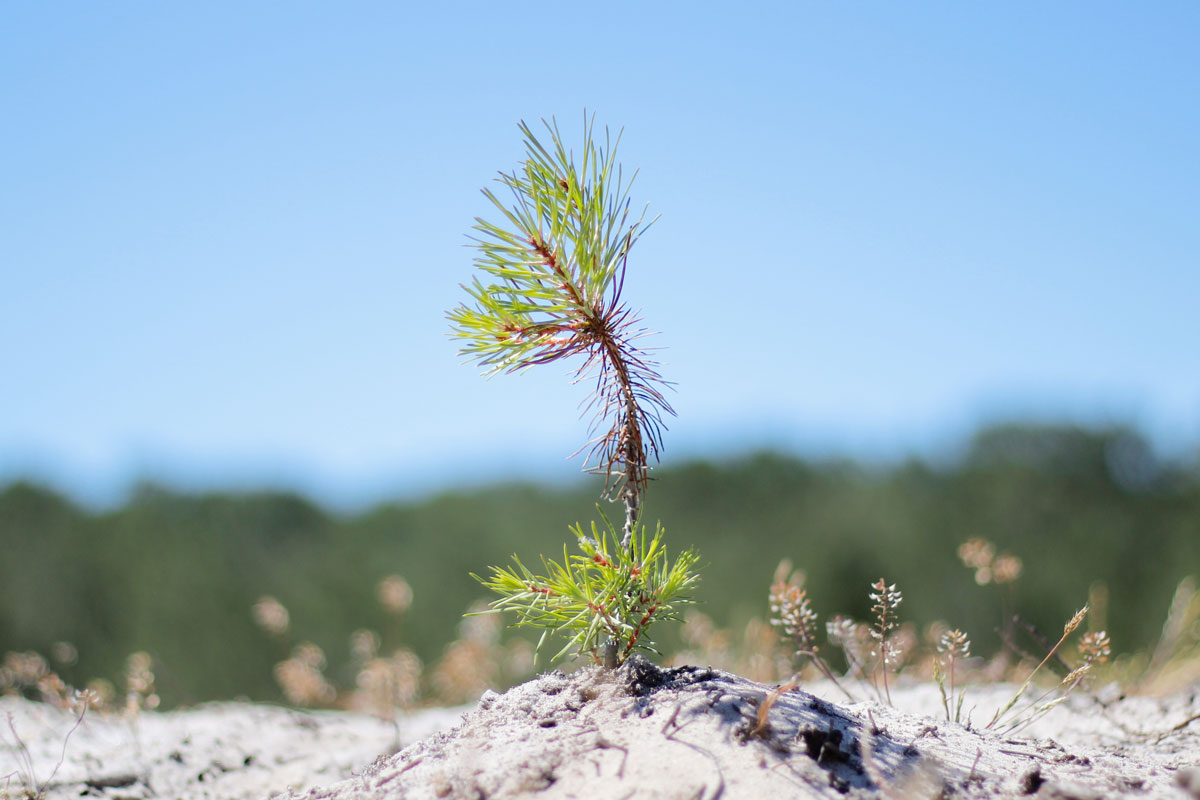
{"left": 3, "top": 3, "right": 1197, "bottom": 507}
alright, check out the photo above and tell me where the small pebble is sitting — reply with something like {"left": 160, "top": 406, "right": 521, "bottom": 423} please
{"left": 1036, "top": 781, "right": 1101, "bottom": 800}
{"left": 1020, "top": 766, "right": 1044, "bottom": 794}
{"left": 1176, "top": 766, "right": 1200, "bottom": 799}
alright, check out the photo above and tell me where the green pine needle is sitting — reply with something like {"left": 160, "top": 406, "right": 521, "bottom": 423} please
{"left": 448, "top": 114, "right": 672, "bottom": 496}
{"left": 472, "top": 513, "right": 699, "bottom": 664}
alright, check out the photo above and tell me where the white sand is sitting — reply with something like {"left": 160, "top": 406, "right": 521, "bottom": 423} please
{"left": 1, "top": 696, "right": 465, "bottom": 799}
{"left": 4, "top": 659, "right": 1198, "bottom": 799}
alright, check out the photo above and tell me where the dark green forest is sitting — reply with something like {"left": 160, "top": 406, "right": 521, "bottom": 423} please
{"left": 2, "top": 423, "right": 1197, "bottom": 707}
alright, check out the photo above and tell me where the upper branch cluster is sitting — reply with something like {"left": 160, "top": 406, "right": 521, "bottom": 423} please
{"left": 448, "top": 116, "right": 673, "bottom": 504}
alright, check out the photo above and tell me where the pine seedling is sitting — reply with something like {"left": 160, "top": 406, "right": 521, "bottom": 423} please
{"left": 869, "top": 579, "right": 903, "bottom": 705}
{"left": 451, "top": 115, "right": 700, "bottom": 666}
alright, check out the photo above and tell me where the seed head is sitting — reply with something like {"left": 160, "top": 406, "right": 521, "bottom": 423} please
{"left": 377, "top": 575, "right": 414, "bottom": 615}
{"left": 938, "top": 628, "right": 971, "bottom": 659}
{"left": 992, "top": 554, "right": 1023, "bottom": 584}
{"left": 957, "top": 538, "right": 995, "bottom": 570}
{"left": 1078, "top": 631, "right": 1111, "bottom": 665}
{"left": 869, "top": 579, "right": 902, "bottom": 638}
{"left": 1064, "top": 606, "right": 1089, "bottom": 636}
{"left": 1062, "top": 665, "right": 1091, "bottom": 686}
{"left": 769, "top": 581, "right": 820, "bottom": 651}
{"left": 252, "top": 596, "right": 290, "bottom": 636}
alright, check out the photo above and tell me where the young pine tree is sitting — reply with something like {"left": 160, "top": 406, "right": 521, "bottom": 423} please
{"left": 448, "top": 115, "right": 699, "bottom": 667}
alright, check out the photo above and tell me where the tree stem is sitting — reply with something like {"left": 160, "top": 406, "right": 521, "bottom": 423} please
{"left": 604, "top": 334, "right": 643, "bottom": 551}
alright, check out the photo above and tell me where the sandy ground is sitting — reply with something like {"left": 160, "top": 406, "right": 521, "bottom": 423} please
{"left": 3, "top": 659, "right": 1199, "bottom": 799}
{"left": 1, "top": 696, "right": 466, "bottom": 799}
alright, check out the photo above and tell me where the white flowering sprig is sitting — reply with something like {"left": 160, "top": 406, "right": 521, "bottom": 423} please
{"left": 869, "top": 579, "right": 903, "bottom": 704}
{"left": 770, "top": 582, "right": 820, "bottom": 653}
{"left": 1078, "top": 631, "right": 1111, "bottom": 667}
{"left": 936, "top": 627, "right": 971, "bottom": 723}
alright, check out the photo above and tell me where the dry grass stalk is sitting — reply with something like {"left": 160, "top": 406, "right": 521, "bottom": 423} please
{"left": 750, "top": 676, "right": 797, "bottom": 738}
{"left": 987, "top": 605, "right": 1088, "bottom": 730}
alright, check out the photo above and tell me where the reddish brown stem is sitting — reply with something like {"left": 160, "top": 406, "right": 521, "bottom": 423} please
{"left": 599, "top": 332, "right": 645, "bottom": 549}
{"left": 624, "top": 601, "right": 661, "bottom": 657}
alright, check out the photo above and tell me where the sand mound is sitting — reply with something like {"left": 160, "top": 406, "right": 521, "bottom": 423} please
{"left": 4, "top": 659, "right": 1198, "bottom": 799}
{"left": 283, "top": 657, "right": 1199, "bottom": 799}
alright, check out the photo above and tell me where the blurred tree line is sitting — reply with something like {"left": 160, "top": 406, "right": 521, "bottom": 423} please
{"left": 1, "top": 423, "right": 1197, "bottom": 707}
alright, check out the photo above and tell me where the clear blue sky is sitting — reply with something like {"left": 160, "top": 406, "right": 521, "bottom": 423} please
{"left": 3, "top": 3, "right": 1197, "bottom": 507}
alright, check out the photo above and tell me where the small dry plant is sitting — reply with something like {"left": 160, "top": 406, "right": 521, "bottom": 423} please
{"left": 0, "top": 645, "right": 164, "bottom": 797}
{"left": 768, "top": 563, "right": 853, "bottom": 700}
{"left": 769, "top": 574, "right": 909, "bottom": 704}
{"left": 934, "top": 628, "right": 971, "bottom": 723}
{"left": 252, "top": 576, "right": 533, "bottom": 719}
{"left": 986, "top": 607, "right": 1108, "bottom": 733}
{"left": 869, "top": 579, "right": 903, "bottom": 705}
{"left": 0, "top": 653, "right": 100, "bottom": 800}
{"left": 2, "top": 694, "right": 89, "bottom": 800}
{"left": 254, "top": 579, "right": 417, "bottom": 714}
{"left": 766, "top": 537, "right": 1112, "bottom": 730}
